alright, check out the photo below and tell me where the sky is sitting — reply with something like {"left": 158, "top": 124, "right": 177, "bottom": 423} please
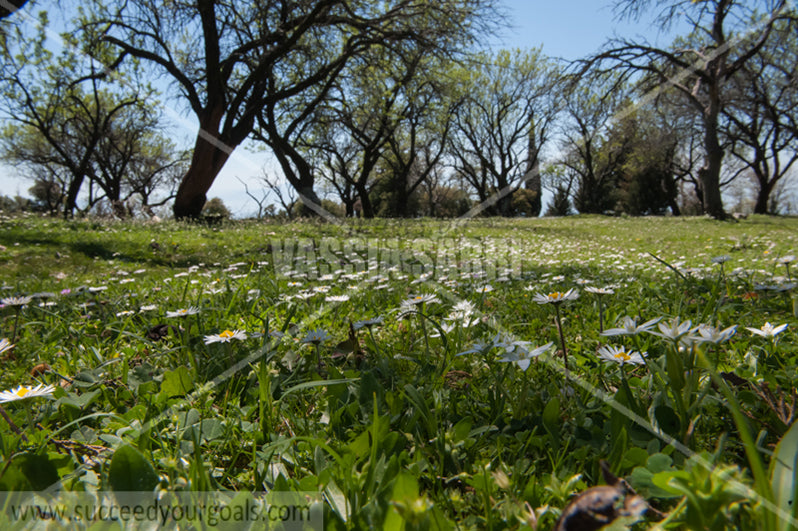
{"left": 1, "top": 0, "right": 687, "bottom": 217}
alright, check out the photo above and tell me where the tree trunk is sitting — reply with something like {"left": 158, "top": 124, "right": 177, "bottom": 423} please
{"left": 525, "top": 129, "right": 542, "bottom": 217}
{"left": 355, "top": 183, "right": 374, "bottom": 218}
{"left": 173, "top": 128, "right": 232, "bottom": 219}
{"left": 63, "top": 174, "right": 85, "bottom": 219}
{"left": 700, "top": 123, "right": 727, "bottom": 220}
{"left": 753, "top": 179, "right": 771, "bottom": 214}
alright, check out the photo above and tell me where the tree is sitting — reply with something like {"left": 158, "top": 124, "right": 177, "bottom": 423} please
{"left": 608, "top": 105, "right": 680, "bottom": 215}
{"left": 201, "top": 197, "right": 230, "bottom": 219}
{"left": 722, "top": 18, "right": 798, "bottom": 214}
{"left": 28, "top": 176, "right": 63, "bottom": 214}
{"left": 0, "top": 9, "right": 166, "bottom": 217}
{"left": 448, "top": 48, "right": 560, "bottom": 216}
{"left": 298, "top": 47, "right": 430, "bottom": 218}
{"left": 585, "top": 0, "right": 793, "bottom": 219}
{"left": 91, "top": 0, "right": 500, "bottom": 219}
{"left": 556, "top": 78, "right": 629, "bottom": 214}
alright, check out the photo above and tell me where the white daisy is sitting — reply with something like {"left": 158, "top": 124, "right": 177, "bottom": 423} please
{"left": 597, "top": 345, "right": 646, "bottom": 366}
{"left": 0, "top": 384, "right": 56, "bottom": 403}
{"left": 530, "top": 289, "right": 579, "bottom": 305}
{"left": 204, "top": 329, "right": 247, "bottom": 344}
{"left": 166, "top": 307, "right": 200, "bottom": 318}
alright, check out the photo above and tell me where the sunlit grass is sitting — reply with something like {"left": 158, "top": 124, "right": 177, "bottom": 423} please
{"left": 0, "top": 213, "right": 796, "bottom": 529}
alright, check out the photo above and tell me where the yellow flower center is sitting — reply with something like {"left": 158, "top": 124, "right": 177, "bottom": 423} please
{"left": 219, "top": 330, "right": 235, "bottom": 338}
{"left": 614, "top": 352, "right": 631, "bottom": 362}
{"left": 15, "top": 387, "right": 30, "bottom": 398}
{"left": 549, "top": 292, "right": 563, "bottom": 299}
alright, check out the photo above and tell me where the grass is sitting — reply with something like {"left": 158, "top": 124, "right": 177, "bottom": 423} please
{"left": 0, "top": 213, "right": 797, "bottom": 529}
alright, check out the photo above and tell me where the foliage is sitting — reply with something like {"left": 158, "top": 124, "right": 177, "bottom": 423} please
{"left": 200, "top": 197, "right": 231, "bottom": 220}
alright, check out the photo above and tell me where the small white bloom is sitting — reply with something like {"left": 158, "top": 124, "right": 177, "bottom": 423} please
{"left": 597, "top": 345, "right": 646, "bottom": 366}
{"left": 0, "top": 338, "right": 14, "bottom": 356}
{"left": 1, "top": 296, "right": 32, "bottom": 307}
{"left": 166, "top": 307, "right": 200, "bottom": 318}
{"left": 353, "top": 317, "right": 383, "bottom": 331}
{"left": 651, "top": 318, "right": 696, "bottom": 341}
{"left": 585, "top": 286, "right": 615, "bottom": 295}
{"left": 746, "top": 322, "right": 788, "bottom": 338}
{"left": 601, "top": 316, "right": 660, "bottom": 336}
{"left": 404, "top": 294, "right": 440, "bottom": 306}
{"left": 301, "top": 329, "right": 330, "bottom": 345}
{"left": 695, "top": 324, "right": 737, "bottom": 344}
{"left": 497, "top": 342, "right": 554, "bottom": 371}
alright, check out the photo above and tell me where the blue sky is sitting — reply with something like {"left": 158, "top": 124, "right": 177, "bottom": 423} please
{"left": 493, "top": 0, "right": 683, "bottom": 60}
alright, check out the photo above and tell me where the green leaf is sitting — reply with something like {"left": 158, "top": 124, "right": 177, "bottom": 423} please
{"left": 665, "top": 350, "right": 685, "bottom": 392}
{"left": 108, "top": 445, "right": 159, "bottom": 492}
{"left": 0, "top": 453, "right": 60, "bottom": 491}
{"left": 771, "top": 421, "right": 798, "bottom": 531}
{"left": 654, "top": 405, "right": 681, "bottom": 437}
{"left": 542, "top": 396, "right": 561, "bottom": 446}
{"left": 629, "top": 453, "right": 682, "bottom": 499}
{"left": 161, "top": 366, "right": 194, "bottom": 398}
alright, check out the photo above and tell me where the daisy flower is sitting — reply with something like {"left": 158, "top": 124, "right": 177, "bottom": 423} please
{"left": 746, "top": 322, "right": 788, "bottom": 338}
{"left": 325, "top": 295, "right": 350, "bottom": 303}
{"left": 353, "top": 317, "right": 384, "bottom": 331}
{"left": 597, "top": 345, "right": 646, "bottom": 366}
{"left": 166, "top": 306, "right": 200, "bottom": 318}
{"left": 301, "top": 329, "right": 330, "bottom": 345}
{"left": 530, "top": 289, "right": 579, "bottom": 304}
{"left": 0, "top": 383, "right": 55, "bottom": 403}
{"left": 651, "top": 318, "right": 696, "bottom": 342}
{"left": 404, "top": 294, "right": 440, "bottom": 306}
{"left": 204, "top": 329, "right": 247, "bottom": 344}
{"left": 585, "top": 286, "right": 615, "bottom": 295}
{"left": 1, "top": 295, "right": 32, "bottom": 307}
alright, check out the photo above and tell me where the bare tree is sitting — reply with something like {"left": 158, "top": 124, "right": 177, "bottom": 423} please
{"left": 722, "top": 19, "right": 798, "bottom": 213}
{"left": 583, "top": 0, "right": 793, "bottom": 219}
{"left": 448, "top": 48, "right": 560, "bottom": 216}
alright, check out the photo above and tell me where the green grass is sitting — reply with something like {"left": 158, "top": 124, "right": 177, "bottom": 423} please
{"left": 0, "top": 213, "right": 796, "bottom": 530}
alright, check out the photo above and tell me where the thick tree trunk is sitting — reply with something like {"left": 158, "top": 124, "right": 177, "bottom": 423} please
{"left": 753, "top": 180, "right": 771, "bottom": 214}
{"left": 173, "top": 126, "right": 232, "bottom": 219}
{"left": 700, "top": 127, "right": 727, "bottom": 220}
{"left": 63, "top": 174, "right": 85, "bottom": 219}
{"left": 354, "top": 183, "right": 374, "bottom": 218}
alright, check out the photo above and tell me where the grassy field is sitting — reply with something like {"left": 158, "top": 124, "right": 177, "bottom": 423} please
{"left": 0, "top": 214, "right": 797, "bottom": 529}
